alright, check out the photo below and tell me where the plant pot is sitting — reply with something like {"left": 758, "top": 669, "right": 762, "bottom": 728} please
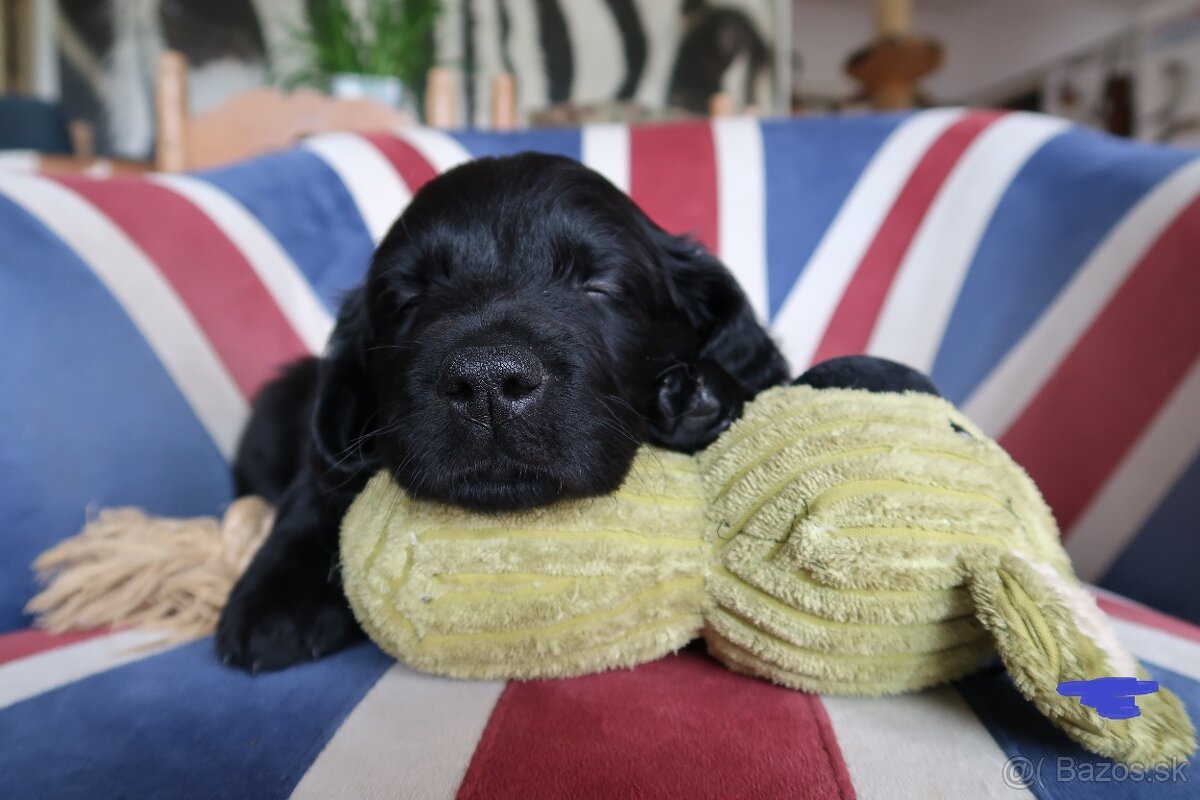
{"left": 329, "top": 73, "right": 414, "bottom": 114}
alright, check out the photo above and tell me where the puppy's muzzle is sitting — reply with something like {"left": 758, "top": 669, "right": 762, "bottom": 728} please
{"left": 438, "top": 344, "right": 548, "bottom": 427}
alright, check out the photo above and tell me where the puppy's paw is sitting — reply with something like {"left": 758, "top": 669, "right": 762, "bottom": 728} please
{"left": 215, "top": 570, "right": 363, "bottom": 673}
{"left": 648, "top": 360, "right": 744, "bottom": 453}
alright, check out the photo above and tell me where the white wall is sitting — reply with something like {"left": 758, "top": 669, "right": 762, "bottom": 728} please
{"left": 920, "top": 0, "right": 1139, "bottom": 101}
{"left": 792, "top": 0, "right": 1191, "bottom": 104}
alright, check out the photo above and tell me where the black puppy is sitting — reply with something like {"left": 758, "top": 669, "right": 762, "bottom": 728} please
{"left": 218, "top": 153, "right": 791, "bottom": 671}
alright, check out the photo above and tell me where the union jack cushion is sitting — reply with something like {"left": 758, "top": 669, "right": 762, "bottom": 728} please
{"left": 0, "top": 111, "right": 1197, "bottom": 798}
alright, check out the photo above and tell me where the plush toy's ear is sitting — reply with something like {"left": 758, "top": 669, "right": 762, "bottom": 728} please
{"left": 968, "top": 551, "right": 1196, "bottom": 763}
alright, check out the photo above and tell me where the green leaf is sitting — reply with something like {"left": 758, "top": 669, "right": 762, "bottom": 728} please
{"left": 281, "top": 0, "right": 443, "bottom": 95}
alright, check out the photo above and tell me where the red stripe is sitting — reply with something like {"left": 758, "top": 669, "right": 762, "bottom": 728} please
{"left": 52, "top": 176, "right": 309, "bottom": 399}
{"left": 457, "top": 648, "right": 854, "bottom": 800}
{"left": 629, "top": 121, "right": 719, "bottom": 252}
{"left": 1095, "top": 593, "right": 1200, "bottom": 645}
{"left": 1000, "top": 194, "right": 1200, "bottom": 533}
{"left": 812, "top": 110, "right": 1006, "bottom": 363}
{"left": 361, "top": 133, "right": 440, "bottom": 193}
{"left": 0, "top": 628, "right": 108, "bottom": 666}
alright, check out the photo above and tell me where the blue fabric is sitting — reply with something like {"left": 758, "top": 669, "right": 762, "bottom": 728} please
{"left": 932, "top": 129, "right": 1194, "bottom": 404}
{"left": 0, "top": 640, "right": 393, "bottom": 800}
{"left": 1101, "top": 452, "right": 1200, "bottom": 626}
{"left": 761, "top": 114, "right": 907, "bottom": 319}
{"left": 198, "top": 149, "right": 377, "bottom": 313}
{"left": 451, "top": 127, "right": 582, "bottom": 161}
{"left": 957, "top": 662, "right": 1198, "bottom": 798}
{"left": 0, "top": 195, "right": 230, "bottom": 631}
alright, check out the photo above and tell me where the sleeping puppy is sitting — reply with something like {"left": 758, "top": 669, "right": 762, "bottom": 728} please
{"left": 218, "top": 153, "right": 790, "bottom": 671}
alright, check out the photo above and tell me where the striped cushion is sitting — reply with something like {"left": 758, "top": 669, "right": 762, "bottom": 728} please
{"left": 2, "top": 111, "right": 1197, "bottom": 630}
{"left": 0, "top": 589, "right": 1195, "bottom": 798}
{"left": 1, "top": 112, "right": 1198, "bottom": 797}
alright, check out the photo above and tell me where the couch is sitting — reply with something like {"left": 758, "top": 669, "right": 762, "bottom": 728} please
{"left": 1, "top": 110, "right": 1198, "bottom": 798}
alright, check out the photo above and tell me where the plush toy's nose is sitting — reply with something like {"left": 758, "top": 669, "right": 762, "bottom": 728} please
{"left": 438, "top": 344, "right": 548, "bottom": 426}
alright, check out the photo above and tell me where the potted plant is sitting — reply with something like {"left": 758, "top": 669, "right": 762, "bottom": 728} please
{"left": 286, "top": 0, "right": 441, "bottom": 117}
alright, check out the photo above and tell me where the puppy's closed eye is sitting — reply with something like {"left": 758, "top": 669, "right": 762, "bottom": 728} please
{"left": 583, "top": 282, "right": 621, "bottom": 299}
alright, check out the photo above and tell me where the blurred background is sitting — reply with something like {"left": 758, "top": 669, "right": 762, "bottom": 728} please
{"left": 2, "top": 0, "right": 1199, "bottom": 166}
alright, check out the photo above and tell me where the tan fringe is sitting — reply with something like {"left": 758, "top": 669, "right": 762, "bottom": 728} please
{"left": 25, "top": 496, "right": 275, "bottom": 643}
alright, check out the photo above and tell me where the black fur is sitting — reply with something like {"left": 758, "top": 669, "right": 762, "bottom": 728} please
{"left": 794, "top": 355, "right": 939, "bottom": 396}
{"left": 230, "top": 356, "right": 318, "bottom": 504}
{"left": 217, "top": 153, "right": 790, "bottom": 671}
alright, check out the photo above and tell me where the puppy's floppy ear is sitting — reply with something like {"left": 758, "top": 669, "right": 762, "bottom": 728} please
{"left": 655, "top": 229, "right": 789, "bottom": 392}
{"left": 310, "top": 289, "right": 375, "bottom": 484}
{"left": 648, "top": 227, "right": 790, "bottom": 450}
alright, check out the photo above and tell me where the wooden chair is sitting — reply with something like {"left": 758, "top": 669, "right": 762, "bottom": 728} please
{"left": 423, "top": 67, "right": 518, "bottom": 130}
{"left": 155, "top": 52, "right": 519, "bottom": 172}
{"left": 154, "top": 51, "right": 420, "bottom": 172}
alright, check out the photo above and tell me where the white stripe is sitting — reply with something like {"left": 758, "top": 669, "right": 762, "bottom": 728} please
{"left": 713, "top": 117, "right": 769, "bottom": 322}
{"left": 149, "top": 174, "right": 335, "bottom": 354}
{"left": 395, "top": 127, "right": 472, "bottom": 174}
{"left": 0, "top": 150, "right": 39, "bottom": 170}
{"left": 1067, "top": 357, "right": 1200, "bottom": 582}
{"left": 290, "top": 664, "right": 504, "bottom": 800}
{"left": 1111, "top": 617, "right": 1200, "bottom": 682}
{"left": 822, "top": 689, "right": 1036, "bottom": 799}
{"left": 305, "top": 133, "right": 412, "bottom": 244}
{"left": 769, "top": 109, "right": 966, "bottom": 370}
{"left": 581, "top": 123, "right": 631, "bottom": 194}
{"left": 964, "top": 156, "right": 1200, "bottom": 434}
{"left": 0, "top": 630, "right": 178, "bottom": 709}
{"left": 1090, "top": 589, "right": 1200, "bottom": 681}
{"left": 0, "top": 173, "right": 247, "bottom": 458}
{"left": 867, "top": 114, "right": 1071, "bottom": 372}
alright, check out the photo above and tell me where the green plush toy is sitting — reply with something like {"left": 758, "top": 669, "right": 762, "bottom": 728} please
{"left": 340, "top": 385, "right": 1195, "bottom": 764}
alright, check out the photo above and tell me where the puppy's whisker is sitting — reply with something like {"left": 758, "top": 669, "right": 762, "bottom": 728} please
{"left": 593, "top": 418, "right": 639, "bottom": 447}
{"left": 364, "top": 342, "right": 423, "bottom": 352}
{"left": 599, "top": 393, "right": 652, "bottom": 424}
{"left": 595, "top": 401, "right": 671, "bottom": 495}
{"left": 322, "top": 404, "right": 430, "bottom": 477}
{"left": 594, "top": 400, "right": 643, "bottom": 442}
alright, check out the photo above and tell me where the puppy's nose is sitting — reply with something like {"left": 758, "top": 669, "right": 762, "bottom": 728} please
{"left": 438, "top": 345, "right": 548, "bottom": 424}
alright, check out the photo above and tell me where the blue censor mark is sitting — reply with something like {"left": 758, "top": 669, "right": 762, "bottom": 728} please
{"left": 1057, "top": 677, "right": 1160, "bottom": 719}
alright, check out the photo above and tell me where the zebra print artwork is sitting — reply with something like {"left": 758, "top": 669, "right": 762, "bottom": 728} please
{"left": 46, "top": 0, "right": 787, "bottom": 157}
{"left": 437, "top": 0, "right": 791, "bottom": 127}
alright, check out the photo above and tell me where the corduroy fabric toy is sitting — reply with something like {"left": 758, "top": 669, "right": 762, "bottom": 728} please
{"left": 341, "top": 385, "right": 1195, "bottom": 764}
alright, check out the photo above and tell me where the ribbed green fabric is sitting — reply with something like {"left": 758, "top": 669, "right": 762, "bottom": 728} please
{"left": 341, "top": 386, "right": 1195, "bottom": 763}
{"left": 341, "top": 449, "right": 710, "bottom": 680}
